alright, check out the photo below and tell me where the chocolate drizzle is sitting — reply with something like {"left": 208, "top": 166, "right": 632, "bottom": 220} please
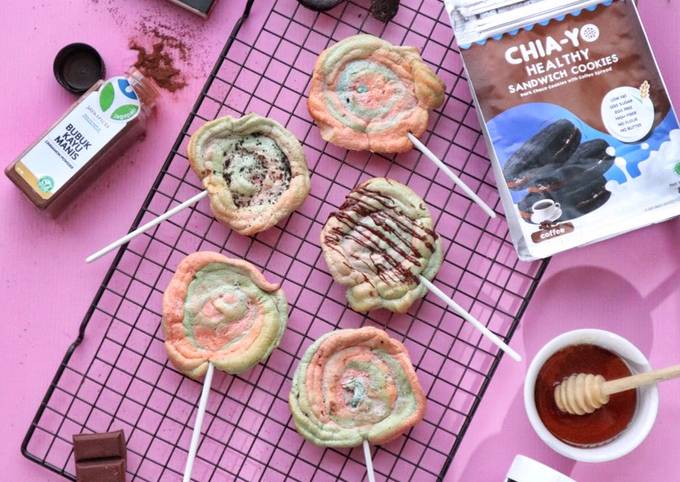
{"left": 324, "top": 184, "right": 438, "bottom": 286}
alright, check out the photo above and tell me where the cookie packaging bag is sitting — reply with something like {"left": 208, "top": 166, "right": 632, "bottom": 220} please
{"left": 445, "top": 0, "right": 680, "bottom": 260}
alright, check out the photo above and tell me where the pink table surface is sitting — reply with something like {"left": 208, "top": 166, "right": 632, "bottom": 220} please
{"left": 1, "top": 1, "right": 678, "bottom": 481}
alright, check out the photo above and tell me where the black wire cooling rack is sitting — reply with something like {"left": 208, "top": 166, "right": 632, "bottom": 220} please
{"left": 22, "top": 0, "right": 549, "bottom": 480}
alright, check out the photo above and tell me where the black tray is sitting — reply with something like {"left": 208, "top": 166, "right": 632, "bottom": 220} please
{"left": 22, "top": 0, "right": 548, "bottom": 480}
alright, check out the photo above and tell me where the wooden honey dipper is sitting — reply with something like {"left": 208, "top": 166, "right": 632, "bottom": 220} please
{"left": 554, "top": 364, "right": 680, "bottom": 415}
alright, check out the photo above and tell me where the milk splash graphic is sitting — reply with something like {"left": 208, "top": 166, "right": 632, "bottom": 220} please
{"left": 607, "top": 129, "right": 680, "bottom": 197}
{"left": 574, "top": 129, "right": 680, "bottom": 226}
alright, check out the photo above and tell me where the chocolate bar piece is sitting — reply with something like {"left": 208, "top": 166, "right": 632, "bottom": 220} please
{"left": 73, "top": 430, "right": 127, "bottom": 482}
{"left": 166, "top": 0, "right": 218, "bottom": 18}
{"left": 76, "top": 460, "right": 126, "bottom": 482}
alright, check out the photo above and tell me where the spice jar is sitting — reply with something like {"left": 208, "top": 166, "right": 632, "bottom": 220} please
{"left": 6, "top": 67, "right": 159, "bottom": 214}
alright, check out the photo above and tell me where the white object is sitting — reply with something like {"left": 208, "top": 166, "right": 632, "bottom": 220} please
{"left": 601, "top": 86, "right": 655, "bottom": 143}
{"left": 506, "top": 454, "right": 575, "bottom": 482}
{"left": 362, "top": 440, "right": 376, "bottom": 482}
{"left": 457, "top": 0, "right": 525, "bottom": 17}
{"left": 407, "top": 133, "right": 497, "bottom": 219}
{"left": 419, "top": 276, "right": 521, "bottom": 362}
{"left": 530, "top": 200, "right": 562, "bottom": 224}
{"left": 524, "top": 329, "right": 659, "bottom": 463}
{"left": 183, "top": 362, "right": 215, "bottom": 482}
{"left": 447, "top": 0, "right": 607, "bottom": 45}
{"left": 86, "top": 190, "right": 209, "bottom": 263}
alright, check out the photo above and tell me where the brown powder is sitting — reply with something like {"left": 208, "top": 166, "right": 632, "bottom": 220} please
{"left": 129, "top": 19, "right": 196, "bottom": 93}
{"left": 130, "top": 40, "right": 187, "bottom": 93}
{"left": 138, "top": 24, "right": 191, "bottom": 62}
{"left": 90, "top": 0, "right": 210, "bottom": 92}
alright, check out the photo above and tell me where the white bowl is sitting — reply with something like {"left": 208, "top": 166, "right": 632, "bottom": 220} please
{"left": 524, "top": 329, "right": 659, "bottom": 463}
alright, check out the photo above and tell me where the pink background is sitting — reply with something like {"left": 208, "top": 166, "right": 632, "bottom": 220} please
{"left": 1, "top": 1, "right": 678, "bottom": 481}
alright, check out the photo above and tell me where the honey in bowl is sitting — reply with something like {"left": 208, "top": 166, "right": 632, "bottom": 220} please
{"left": 534, "top": 344, "right": 637, "bottom": 447}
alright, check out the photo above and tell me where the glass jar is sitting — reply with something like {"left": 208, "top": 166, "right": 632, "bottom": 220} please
{"left": 6, "top": 67, "right": 160, "bottom": 215}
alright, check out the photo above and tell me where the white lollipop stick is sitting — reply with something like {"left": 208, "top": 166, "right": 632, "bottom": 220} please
{"left": 183, "top": 362, "right": 215, "bottom": 482}
{"left": 407, "top": 133, "right": 497, "bottom": 219}
{"left": 363, "top": 440, "right": 376, "bottom": 482}
{"left": 419, "top": 276, "right": 521, "bottom": 362}
{"left": 86, "top": 190, "right": 209, "bottom": 263}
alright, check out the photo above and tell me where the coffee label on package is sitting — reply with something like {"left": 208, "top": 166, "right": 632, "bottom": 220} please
{"left": 447, "top": 0, "right": 680, "bottom": 260}
{"left": 14, "top": 77, "right": 140, "bottom": 199}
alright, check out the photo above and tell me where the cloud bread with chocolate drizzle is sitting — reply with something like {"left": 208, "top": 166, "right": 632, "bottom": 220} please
{"left": 289, "top": 326, "right": 426, "bottom": 448}
{"left": 162, "top": 251, "right": 288, "bottom": 379}
{"left": 321, "top": 178, "right": 442, "bottom": 313}
{"left": 188, "top": 114, "right": 311, "bottom": 235}
{"left": 308, "top": 34, "right": 445, "bottom": 153}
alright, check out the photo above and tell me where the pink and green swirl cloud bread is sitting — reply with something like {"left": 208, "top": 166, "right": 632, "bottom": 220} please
{"left": 308, "top": 34, "right": 445, "bottom": 153}
{"left": 162, "top": 251, "right": 288, "bottom": 379}
{"left": 289, "top": 326, "right": 426, "bottom": 447}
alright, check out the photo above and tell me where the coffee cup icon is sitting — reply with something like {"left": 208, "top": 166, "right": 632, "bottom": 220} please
{"left": 531, "top": 199, "right": 562, "bottom": 224}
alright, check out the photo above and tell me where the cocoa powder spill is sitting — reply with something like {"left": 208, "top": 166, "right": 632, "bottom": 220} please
{"left": 128, "top": 21, "right": 197, "bottom": 93}
{"left": 130, "top": 39, "right": 187, "bottom": 93}
{"left": 90, "top": 0, "right": 209, "bottom": 93}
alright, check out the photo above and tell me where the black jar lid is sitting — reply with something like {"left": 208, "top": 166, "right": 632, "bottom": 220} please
{"left": 53, "top": 43, "right": 106, "bottom": 94}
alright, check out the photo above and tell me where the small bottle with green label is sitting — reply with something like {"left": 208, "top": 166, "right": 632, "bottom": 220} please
{"left": 5, "top": 67, "right": 159, "bottom": 214}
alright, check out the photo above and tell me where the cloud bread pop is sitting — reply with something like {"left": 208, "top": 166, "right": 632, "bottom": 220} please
{"left": 162, "top": 251, "right": 288, "bottom": 379}
{"left": 188, "top": 114, "right": 311, "bottom": 236}
{"left": 308, "top": 34, "right": 445, "bottom": 153}
{"left": 289, "top": 326, "right": 426, "bottom": 448}
{"left": 321, "top": 177, "right": 443, "bottom": 313}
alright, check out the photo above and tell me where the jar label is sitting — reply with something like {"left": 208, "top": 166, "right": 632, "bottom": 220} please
{"left": 14, "top": 77, "right": 140, "bottom": 199}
